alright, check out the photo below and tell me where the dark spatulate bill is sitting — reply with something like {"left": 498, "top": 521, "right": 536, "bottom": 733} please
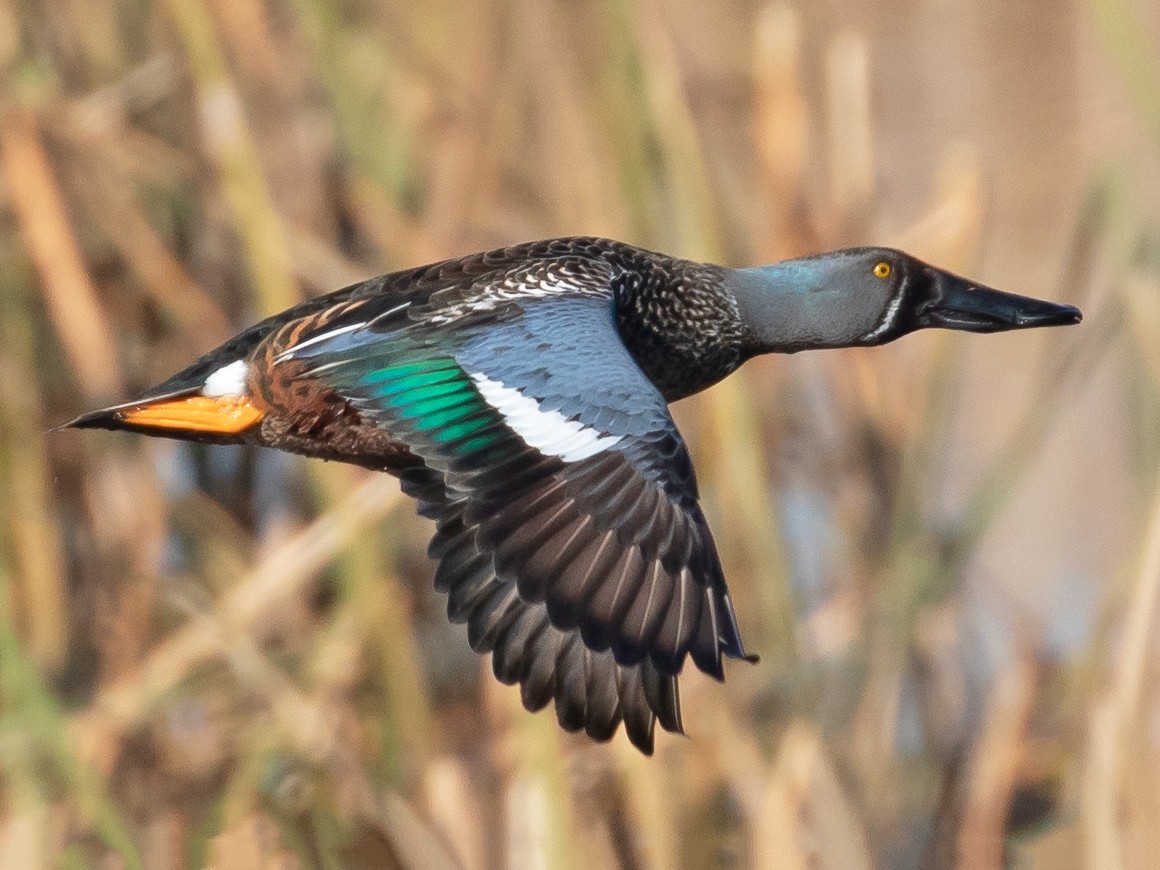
{"left": 915, "top": 268, "right": 1082, "bottom": 333}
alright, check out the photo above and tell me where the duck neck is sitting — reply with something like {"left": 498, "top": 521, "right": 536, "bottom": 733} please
{"left": 611, "top": 253, "right": 745, "bottom": 402}
{"left": 727, "top": 263, "right": 863, "bottom": 355}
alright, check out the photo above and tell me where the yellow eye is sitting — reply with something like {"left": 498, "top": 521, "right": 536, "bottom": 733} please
{"left": 873, "top": 261, "right": 892, "bottom": 279}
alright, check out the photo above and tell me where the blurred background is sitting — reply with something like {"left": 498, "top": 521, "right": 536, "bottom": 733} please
{"left": 0, "top": 0, "right": 1155, "bottom": 867}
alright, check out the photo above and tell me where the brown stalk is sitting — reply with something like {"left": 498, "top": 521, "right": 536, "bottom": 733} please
{"left": 69, "top": 474, "right": 404, "bottom": 771}
{"left": 954, "top": 660, "right": 1036, "bottom": 870}
{"left": 0, "top": 309, "right": 68, "bottom": 670}
{"left": 822, "top": 31, "right": 874, "bottom": 239}
{"left": 0, "top": 106, "right": 122, "bottom": 402}
{"left": 752, "top": 2, "right": 816, "bottom": 261}
{"left": 161, "top": 0, "right": 299, "bottom": 318}
{"left": 1082, "top": 457, "right": 1160, "bottom": 869}
{"left": 57, "top": 131, "right": 234, "bottom": 345}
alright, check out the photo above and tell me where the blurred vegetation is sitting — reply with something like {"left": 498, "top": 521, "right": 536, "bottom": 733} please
{"left": 0, "top": 0, "right": 1157, "bottom": 867}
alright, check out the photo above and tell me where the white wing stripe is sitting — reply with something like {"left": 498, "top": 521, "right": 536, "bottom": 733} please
{"left": 471, "top": 373, "right": 622, "bottom": 462}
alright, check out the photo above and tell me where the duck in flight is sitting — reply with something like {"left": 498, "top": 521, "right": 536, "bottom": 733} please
{"left": 67, "top": 237, "right": 1081, "bottom": 753}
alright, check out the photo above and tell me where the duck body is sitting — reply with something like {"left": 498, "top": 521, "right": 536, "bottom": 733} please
{"left": 68, "top": 236, "right": 1081, "bottom": 753}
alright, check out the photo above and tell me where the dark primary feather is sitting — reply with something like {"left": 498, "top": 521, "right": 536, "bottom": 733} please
{"left": 400, "top": 463, "right": 681, "bottom": 752}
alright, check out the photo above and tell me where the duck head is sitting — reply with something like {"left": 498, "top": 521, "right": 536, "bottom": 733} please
{"left": 729, "top": 247, "right": 1082, "bottom": 355}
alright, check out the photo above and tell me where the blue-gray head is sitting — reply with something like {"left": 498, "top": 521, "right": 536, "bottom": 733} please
{"left": 728, "top": 247, "right": 1081, "bottom": 356}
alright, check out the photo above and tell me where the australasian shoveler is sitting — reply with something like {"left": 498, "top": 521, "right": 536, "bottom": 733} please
{"left": 67, "top": 237, "right": 1081, "bottom": 753}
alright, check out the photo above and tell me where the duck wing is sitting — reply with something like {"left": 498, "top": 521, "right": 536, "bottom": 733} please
{"left": 399, "top": 464, "right": 679, "bottom": 753}
{"left": 279, "top": 262, "right": 752, "bottom": 750}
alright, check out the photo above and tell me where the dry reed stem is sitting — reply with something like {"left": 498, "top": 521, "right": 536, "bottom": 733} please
{"left": 373, "top": 789, "right": 464, "bottom": 870}
{"left": 206, "top": 813, "right": 296, "bottom": 869}
{"left": 955, "top": 660, "right": 1035, "bottom": 870}
{"left": 1082, "top": 0, "right": 1160, "bottom": 149}
{"left": 311, "top": 465, "right": 435, "bottom": 779}
{"left": 68, "top": 475, "right": 404, "bottom": 770}
{"left": 889, "top": 145, "right": 986, "bottom": 267}
{"left": 823, "top": 31, "right": 874, "bottom": 233}
{"left": 702, "top": 374, "right": 797, "bottom": 664}
{"left": 403, "top": 4, "right": 495, "bottom": 248}
{"left": 0, "top": 313, "right": 68, "bottom": 669}
{"left": 757, "top": 722, "right": 873, "bottom": 870}
{"left": 0, "top": 0, "right": 18, "bottom": 70}
{"left": 757, "top": 789, "right": 810, "bottom": 868}
{"left": 0, "top": 803, "right": 48, "bottom": 870}
{"left": 0, "top": 107, "right": 122, "bottom": 402}
{"left": 69, "top": 55, "right": 180, "bottom": 124}
{"left": 207, "top": 0, "right": 283, "bottom": 94}
{"left": 517, "top": 0, "right": 628, "bottom": 236}
{"left": 423, "top": 757, "right": 487, "bottom": 870}
{"left": 1120, "top": 271, "right": 1160, "bottom": 387}
{"left": 849, "top": 145, "right": 985, "bottom": 439}
{"left": 58, "top": 132, "right": 234, "bottom": 345}
{"left": 752, "top": 2, "right": 814, "bottom": 261}
{"left": 162, "top": 0, "right": 299, "bottom": 317}
{"left": 614, "top": 740, "right": 680, "bottom": 870}
{"left": 55, "top": 106, "right": 194, "bottom": 189}
{"left": 81, "top": 453, "right": 168, "bottom": 682}
{"left": 344, "top": 176, "right": 441, "bottom": 266}
{"left": 755, "top": 725, "right": 813, "bottom": 870}
{"left": 498, "top": 676, "right": 579, "bottom": 870}
{"left": 1083, "top": 458, "right": 1160, "bottom": 869}
{"left": 209, "top": 0, "right": 340, "bottom": 242}
{"left": 753, "top": 3, "right": 809, "bottom": 200}
{"left": 631, "top": 0, "right": 723, "bottom": 259}
{"left": 286, "top": 226, "right": 373, "bottom": 291}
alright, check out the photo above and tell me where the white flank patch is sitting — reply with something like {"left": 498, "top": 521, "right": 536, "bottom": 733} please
{"left": 470, "top": 373, "right": 622, "bottom": 462}
{"left": 202, "top": 360, "right": 249, "bottom": 397}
